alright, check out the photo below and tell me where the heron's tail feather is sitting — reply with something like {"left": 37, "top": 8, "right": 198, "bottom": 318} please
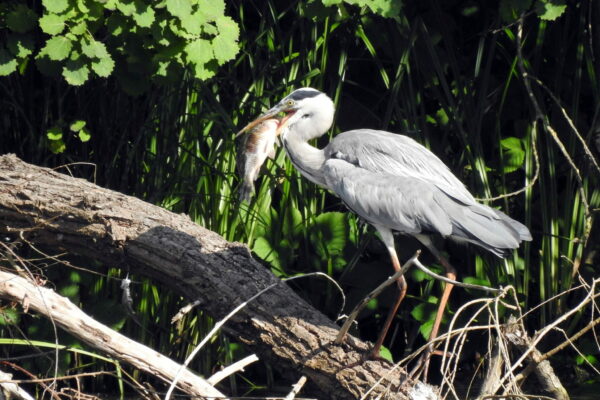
{"left": 449, "top": 203, "right": 532, "bottom": 258}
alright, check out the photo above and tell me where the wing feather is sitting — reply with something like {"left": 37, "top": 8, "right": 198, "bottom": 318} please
{"left": 325, "top": 129, "right": 477, "bottom": 206}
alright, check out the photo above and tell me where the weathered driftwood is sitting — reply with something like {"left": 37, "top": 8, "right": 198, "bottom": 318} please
{"left": 0, "top": 269, "right": 226, "bottom": 399}
{"left": 0, "top": 154, "right": 423, "bottom": 400}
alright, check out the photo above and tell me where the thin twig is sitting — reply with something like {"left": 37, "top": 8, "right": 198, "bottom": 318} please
{"left": 207, "top": 354, "right": 259, "bottom": 386}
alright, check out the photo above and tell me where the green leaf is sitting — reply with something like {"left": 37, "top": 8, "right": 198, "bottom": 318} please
{"left": 0, "top": 307, "right": 20, "bottom": 326}
{"left": 63, "top": 56, "right": 90, "bottom": 85}
{"left": 7, "top": 34, "right": 35, "bottom": 58}
{"left": 70, "top": 120, "right": 86, "bottom": 132}
{"left": 6, "top": 5, "right": 38, "bottom": 33}
{"left": 191, "top": 60, "right": 216, "bottom": 80}
{"left": 106, "top": 14, "right": 128, "bottom": 35}
{"left": 47, "top": 127, "right": 63, "bottom": 140}
{"left": 180, "top": 11, "right": 203, "bottom": 35}
{"left": 91, "top": 56, "right": 115, "bottom": 77}
{"left": 42, "top": 36, "right": 73, "bottom": 61}
{"left": 78, "top": 127, "right": 92, "bottom": 142}
{"left": 39, "top": 13, "right": 66, "bottom": 35}
{"left": 42, "top": 0, "right": 70, "bottom": 13}
{"left": 198, "top": 0, "right": 225, "bottom": 21}
{"left": 116, "top": 0, "right": 136, "bottom": 16}
{"left": 212, "top": 15, "right": 239, "bottom": 65}
{"left": 70, "top": 21, "right": 88, "bottom": 35}
{"left": 309, "top": 212, "right": 348, "bottom": 259}
{"left": 166, "top": 0, "right": 192, "bottom": 18}
{"left": 378, "top": 345, "right": 393, "bottom": 362}
{"left": 49, "top": 139, "right": 66, "bottom": 154}
{"left": 500, "top": 136, "right": 525, "bottom": 173}
{"left": 0, "top": 48, "right": 18, "bottom": 76}
{"left": 252, "top": 236, "right": 282, "bottom": 273}
{"left": 81, "top": 39, "right": 109, "bottom": 59}
{"left": 535, "top": 0, "right": 566, "bottom": 21}
{"left": 59, "top": 284, "right": 80, "bottom": 299}
{"left": 184, "top": 38, "right": 213, "bottom": 65}
{"left": 132, "top": 0, "right": 155, "bottom": 27}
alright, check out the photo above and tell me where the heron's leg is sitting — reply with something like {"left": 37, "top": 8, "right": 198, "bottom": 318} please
{"left": 413, "top": 235, "right": 457, "bottom": 378}
{"left": 369, "top": 227, "right": 407, "bottom": 358}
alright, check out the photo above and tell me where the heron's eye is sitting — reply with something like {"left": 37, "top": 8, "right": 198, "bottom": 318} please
{"left": 286, "top": 100, "right": 294, "bottom": 106}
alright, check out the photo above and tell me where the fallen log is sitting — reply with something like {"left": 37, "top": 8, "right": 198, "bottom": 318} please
{"left": 0, "top": 154, "right": 428, "bottom": 400}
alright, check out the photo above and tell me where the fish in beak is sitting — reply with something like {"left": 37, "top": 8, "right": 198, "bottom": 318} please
{"left": 236, "top": 118, "right": 280, "bottom": 202}
{"left": 236, "top": 103, "right": 298, "bottom": 138}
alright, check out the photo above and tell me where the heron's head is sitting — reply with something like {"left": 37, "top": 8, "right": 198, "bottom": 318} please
{"left": 238, "top": 88, "right": 334, "bottom": 142}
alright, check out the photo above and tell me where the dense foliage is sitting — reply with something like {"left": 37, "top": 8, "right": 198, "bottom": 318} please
{"left": 1, "top": 0, "right": 599, "bottom": 397}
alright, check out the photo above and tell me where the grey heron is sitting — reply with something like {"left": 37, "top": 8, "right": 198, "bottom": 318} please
{"left": 239, "top": 87, "right": 532, "bottom": 359}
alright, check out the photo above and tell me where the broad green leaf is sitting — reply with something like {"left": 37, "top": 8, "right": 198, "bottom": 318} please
{"left": 78, "top": 128, "right": 92, "bottom": 142}
{"left": 198, "top": 0, "right": 225, "bottom": 21}
{"left": 116, "top": 0, "right": 136, "bottom": 16}
{"left": 180, "top": 12, "right": 203, "bottom": 35}
{"left": 535, "top": 0, "right": 566, "bottom": 21}
{"left": 166, "top": 0, "right": 192, "bottom": 18}
{"left": 70, "top": 120, "right": 86, "bottom": 132}
{"left": 42, "top": 0, "right": 69, "bottom": 14}
{"left": 213, "top": 15, "right": 239, "bottom": 65}
{"left": 43, "top": 36, "right": 73, "bottom": 61}
{"left": 132, "top": 0, "right": 155, "bottom": 27}
{"left": 7, "top": 34, "right": 35, "bottom": 58}
{"left": 63, "top": 57, "right": 90, "bottom": 85}
{"left": 91, "top": 56, "right": 115, "bottom": 77}
{"left": 309, "top": 212, "right": 348, "bottom": 258}
{"left": 282, "top": 206, "right": 303, "bottom": 237}
{"left": 0, "top": 49, "right": 18, "bottom": 76}
{"left": 76, "top": 0, "right": 90, "bottom": 13}
{"left": 252, "top": 236, "right": 282, "bottom": 272}
{"left": 70, "top": 21, "right": 88, "bottom": 35}
{"left": 6, "top": 5, "right": 38, "bottom": 33}
{"left": 81, "top": 39, "right": 109, "bottom": 59}
{"left": 47, "top": 127, "right": 63, "bottom": 140}
{"left": 500, "top": 136, "right": 525, "bottom": 173}
{"left": 184, "top": 38, "right": 213, "bottom": 65}
{"left": 39, "top": 13, "right": 66, "bottom": 35}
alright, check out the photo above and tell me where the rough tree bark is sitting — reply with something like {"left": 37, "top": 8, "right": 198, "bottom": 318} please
{"left": 0, "top": 154, "right": 428, "bottom": 400}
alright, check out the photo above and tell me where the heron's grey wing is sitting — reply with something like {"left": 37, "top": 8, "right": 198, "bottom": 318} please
{"left": 325, "top": 129, "right": 477, "bottom": 206}
{"left": 323, "top": 158, "right": 530, "bottom": 257}
{"left": 322, "top": 158, "right": 454, "bottom": 236}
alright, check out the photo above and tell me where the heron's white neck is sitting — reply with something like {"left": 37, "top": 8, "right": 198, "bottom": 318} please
{"left": 281, "top": 134, "right": 326, "bottom": 187}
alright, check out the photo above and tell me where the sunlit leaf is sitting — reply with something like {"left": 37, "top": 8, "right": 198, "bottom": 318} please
{"left": 535, "top": 0, "right": 566, "bottom": 21}
{"left": 0, "top": 48, "right": 18, "bottom": 76}
{"left": 42, "top": 36, "right": 73, "bottom": 61}
{"left": 46, "top": 127, "right": 63, "bottom": 140}
{"left": 500, "top": 136, "right": 525, "bottom": 173}
{"left": 42, "top": 0, "right": 69, "bottom": 14}
{"left": 39, "top": 13, "right": 66, "bottom": 35}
